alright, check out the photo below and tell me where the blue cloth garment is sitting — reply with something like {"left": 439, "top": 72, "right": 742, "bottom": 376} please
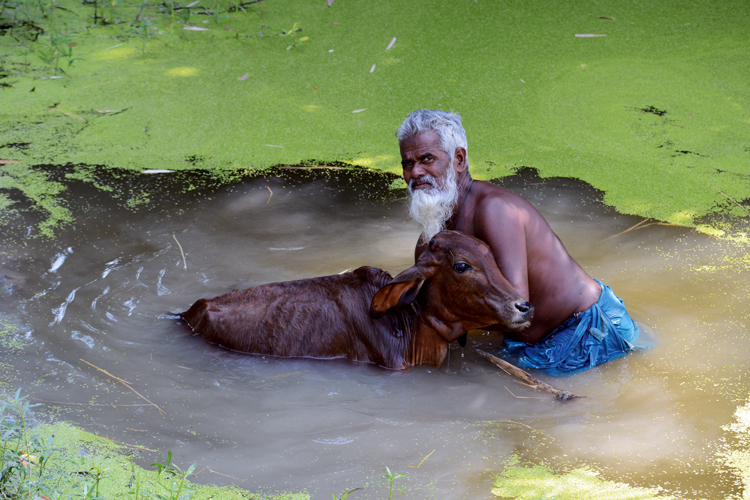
{"left": 504, "top": 280, "right": 641, "bottom": 376}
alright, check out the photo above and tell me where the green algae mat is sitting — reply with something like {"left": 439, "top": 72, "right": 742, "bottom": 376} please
{"left": 1, "top": 0, "right": 750, "bottom": 236}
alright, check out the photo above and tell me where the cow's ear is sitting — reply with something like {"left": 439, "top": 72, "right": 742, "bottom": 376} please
{"left": 370, "top": 275, "right": 426, "bottom": 319}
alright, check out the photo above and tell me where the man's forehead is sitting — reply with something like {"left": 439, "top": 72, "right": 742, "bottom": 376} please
{"left": 399, "top": 131, "right": 442, "bottom": 156}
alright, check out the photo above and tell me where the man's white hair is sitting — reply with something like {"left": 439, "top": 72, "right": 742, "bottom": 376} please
{"left": 396, "top": 109, "right": 468, "bottom": 166}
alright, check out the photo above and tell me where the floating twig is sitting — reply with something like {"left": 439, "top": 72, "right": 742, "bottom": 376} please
{"left": 206, "top": 467, "right": 240, "bottom": 480}
{"left": 408, "top": 449, "right": 435, "bottom": 468}
{"left": 267, "top": 370, "right": 309, "bottom": 379}
{"left": 81, "top": 359, "right": 166, "bottom": 417}
{"left": 31, "top": 398, "right": 148, "bottom": 408}
{"left": 266, "top": 186, "right": 273, "bottom": 203}
{"left": 134, "top": 0, "right": 149, "bottom": 21}
{"left": 173, "top": 233, "right": 187, "bottom": 270}
{"left": 91, "top": 433, "right": 158, "bottom": 452}
{"left": 599, "top": 218, "right": 652, "bottom": 242}
{"left": 709, "top": 184, "right": 750, "bottom": 217}
{"left": 504, "top": 386, "right": 543, "bottom": 400}
{"left": 226, "top": 0, "right": 263, "bottom": 12}
{"left": 191, "top": 466, "right": 240, "bottom": 480}
{"left": 598, "top": 218, "right": 693, "bottom": 242}
{"left": 475, "top": 349, "right": 582, "bottom": 401}
{"left": 151, "top": 353, "right": 192, "bottom": 370}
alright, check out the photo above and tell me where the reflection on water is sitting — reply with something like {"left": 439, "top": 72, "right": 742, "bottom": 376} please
{"left": 1, "top": 167, "right": 749, "bottom": 499}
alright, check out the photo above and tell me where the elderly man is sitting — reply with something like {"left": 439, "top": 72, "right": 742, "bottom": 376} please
{"left": 397, "top": 109, "right": 642, "bottom": 374}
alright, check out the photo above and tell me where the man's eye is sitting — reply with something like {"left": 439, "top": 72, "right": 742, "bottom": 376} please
{"left": 454, "top": 263, "right": 471, "bottom": 273}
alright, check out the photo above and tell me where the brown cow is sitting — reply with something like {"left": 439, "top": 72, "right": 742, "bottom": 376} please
{"left": 181, "top": 231, "right": 533, "bottom": 370}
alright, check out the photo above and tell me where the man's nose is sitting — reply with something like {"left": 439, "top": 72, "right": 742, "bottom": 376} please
{"left": 410, "top": 162, "right": 427, "bottom": 178}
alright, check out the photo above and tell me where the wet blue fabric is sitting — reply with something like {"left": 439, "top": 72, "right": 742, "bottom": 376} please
{"left": 504, "top": 280, "right": 641, "bottom": 376}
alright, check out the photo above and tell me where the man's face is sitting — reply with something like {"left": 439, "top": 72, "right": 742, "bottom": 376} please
{"left": 401, "top": 130, "right": 460, "bottom": 243}
{"left": 400, "top": 131, "right": 454, "bottom": 192}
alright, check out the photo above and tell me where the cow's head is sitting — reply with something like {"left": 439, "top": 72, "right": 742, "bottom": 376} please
{"left": 370, "top": 231, "right": 533, "bottom": 343}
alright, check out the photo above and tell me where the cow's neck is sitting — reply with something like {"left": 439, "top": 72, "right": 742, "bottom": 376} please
{"left": 406, "top": 321, "right": 450, "bottom": 367}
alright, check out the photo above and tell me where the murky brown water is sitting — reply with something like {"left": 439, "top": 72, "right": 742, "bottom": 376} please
{"left": 2, "top": 167, "right": 749, "bottom": 499}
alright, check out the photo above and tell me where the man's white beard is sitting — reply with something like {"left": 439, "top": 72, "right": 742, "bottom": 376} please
{"left": 408, "top": 163, "right": 459, "bottom": 244}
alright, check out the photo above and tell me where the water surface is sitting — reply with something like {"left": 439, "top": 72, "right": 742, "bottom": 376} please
{"left": 1, "top": 167, "right": 748, "bottom": 499}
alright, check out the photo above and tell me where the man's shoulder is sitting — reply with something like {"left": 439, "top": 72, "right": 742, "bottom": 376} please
{"left": 473, "top": 181, "right": 534, "bottom": 217}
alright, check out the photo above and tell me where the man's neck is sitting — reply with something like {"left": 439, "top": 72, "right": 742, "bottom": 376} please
{"left": 448, "top": 171, "right": 474, "bottom": 230}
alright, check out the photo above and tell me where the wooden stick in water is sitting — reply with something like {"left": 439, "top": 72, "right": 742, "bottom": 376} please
{"left": 81, "top": 359, "right": 166, "bottom": 417}
{"left": 475, "top": 349, "right": 583, "bottom": 401}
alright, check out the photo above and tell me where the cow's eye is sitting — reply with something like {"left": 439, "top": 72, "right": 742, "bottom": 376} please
{"left": 454, "top": 262, "right": 471, "bottom": 273}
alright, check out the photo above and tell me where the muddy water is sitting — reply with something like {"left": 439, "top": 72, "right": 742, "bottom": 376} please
{"left": 1, "top": 168, "right": 749, "bottom": 499}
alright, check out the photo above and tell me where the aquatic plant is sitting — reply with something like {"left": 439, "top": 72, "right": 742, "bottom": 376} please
{"left": 0, "top": 388, "right": 65, "bottom": 500}
{"left": 146, "top": 450, "right": 196, "bottom": 500}
{"left": 0, "top": 389, "right": 310, "bottom": 500}
{"left": 382, "top": 467, "right": 405, "bottom": 500}
{"left": 492, "top": 457, "right": 676, "bottom": 500}
{"left": 36, "top": 30, "right": 82, "bottom": 74}
{"left": 331, "top": 487, "right": 359, "bottom": 500}
{"left": 2, "top": 0, "right": 749, "bottom": 239}
{"left": 280, "top": 22, "right": 307, "bottom": 50}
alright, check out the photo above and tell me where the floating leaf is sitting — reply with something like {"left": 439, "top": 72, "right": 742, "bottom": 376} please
{"left": 597, "top": 16, "right": 615, "bottom": 20}
{"left": 300, "top": 36, "right": 309, "bottom": 41}
{"left": 238, "top": 72, "right": 248, "bottom": 81}
{"left": 386, "top": 37, "right": 396, "bottom": 51}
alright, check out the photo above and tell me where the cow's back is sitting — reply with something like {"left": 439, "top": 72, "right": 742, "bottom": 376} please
{"left": 181, "top": 266, "right": 408, "bottom": 363}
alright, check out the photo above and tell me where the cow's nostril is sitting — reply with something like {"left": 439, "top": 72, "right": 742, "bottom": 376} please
{"left": 515, "top": 301, "right": 531, "bottom": 314}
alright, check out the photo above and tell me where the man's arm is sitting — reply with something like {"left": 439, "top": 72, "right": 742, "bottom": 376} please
{"left": 473, "top": 196, "right": 530, "bottom": 301}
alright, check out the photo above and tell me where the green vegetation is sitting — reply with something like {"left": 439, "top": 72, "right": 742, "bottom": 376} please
{"left": 721, "top": 397, "right": 750, "bottom": 500}
{"left": 1, "top": 0, "right": 749, "bottom": 236}
{"left": 0, "top": 389, "right": 308, "bottom": 500}
{"left": 491, "top": 458, "right": 676, "bottom": 500}
{"left": 381, "top": 467, "right": 405, "bottom": 500}
{"left": 491, "top": 388, "right": 750, "bottom": 500}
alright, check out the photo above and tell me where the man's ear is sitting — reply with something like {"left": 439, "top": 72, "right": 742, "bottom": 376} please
{"left": 453, "top": 147, "right": 468, "bottom": 173}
